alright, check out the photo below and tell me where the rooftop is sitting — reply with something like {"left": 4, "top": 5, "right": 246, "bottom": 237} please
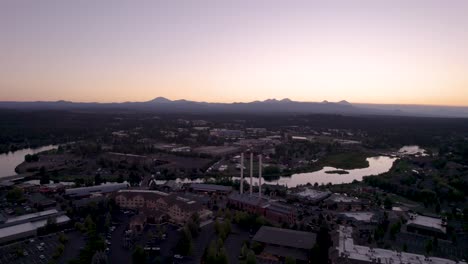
{"left": 340, "top": 212, "right": 375, "bottom": 223}
{"left": 0, "top": 215, "right": 70, "bottom": 241}
{"left": 189, "top": 183, "right": 232, "bottom": 192}
{"left": 228, "top": 193, "right": 271, "bottom": 207}
{"left": 407, "top": 214, "right": 446, "bottom": 233}
{"left": 117, "top": 189, "right": 169, "bottom": 196}
{"left": 336, "top": 226, "right": 462, "bottom": 264}
{"left": 253, "top": 226, "right": 316, "bottom": 250}
{"left": 266, "top": 202, "right": 295, "bottom": 215}
{"left": 65, "top": 182, "right": 128, "bottom": 197}
{"left": 326, "top": 194, "right": 361, "bottom": 203}
{"left": 294, "top": 188, "right": 331, "bottom": 200}
{"left": 4, "top": 209, "right": 59, "bottom": 225}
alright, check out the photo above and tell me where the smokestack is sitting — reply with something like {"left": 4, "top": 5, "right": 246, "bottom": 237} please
{"left": 240, "top": 153, "right": 244, "bottom": 194}
{"left": 249, "top": 152, "right": 253, "bottom": 196}
{"left": 258, "top": 154, "right": 262, "bottom": 198}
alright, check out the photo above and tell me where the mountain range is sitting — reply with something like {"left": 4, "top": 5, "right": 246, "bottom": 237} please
{"left": 0, "top": 97, "right": 467, "bottom": 118}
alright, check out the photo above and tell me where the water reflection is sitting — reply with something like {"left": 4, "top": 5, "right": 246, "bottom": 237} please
{"left": 156, "top": 156, "right": 396, "bottom": 188}
{"left": 0, "top": 145, "right": 58, "bottom": 178}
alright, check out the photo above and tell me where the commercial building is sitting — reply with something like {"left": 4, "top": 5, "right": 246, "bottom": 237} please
{"left": 0, "top": 209, "right": 70, "bottom": 244}
{"left": 193, "top": 146, "right": 240, "bottom": 157}
{"left": 228, "top": 193, "right": 297, "bottom": 225}
{"left": 27, "top": 193, "right": 56, "bottom": 210}
{"left": 253, "top": 226, "right": 316, "bottom": 263}
{"left": 332, "top": 226, "right": 464, "bottom": 264}
{"left": 65, "top": 182, "right": 128, "bottom": 198}
{"left": 188, "top": 183, "right": 233, "bottom": 195}
{"left": 289, "top": 188, "right": 331, "bottom": 204}
{"left": 228, "top": 153, "right": 297, "bottom": 225}
{"left": 113, "top": 190, "right": 210, "bottom": 225}
{"left": 209, "top": 129, "right": 244, "bottom": 138}
{"left": 324, "top": 194, "right": 370, "bottom": 211}
{"left": 406, "top": 214, "right": 447, "bottom": 238}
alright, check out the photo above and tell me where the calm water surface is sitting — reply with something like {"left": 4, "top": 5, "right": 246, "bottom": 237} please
{"left": 0, "top": 145, "right": 58, "bottom": 178}
{"left": 159, "top": 156, "right": 397, "bottom": 188}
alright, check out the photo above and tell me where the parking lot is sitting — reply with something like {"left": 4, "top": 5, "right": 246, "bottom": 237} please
{"left": 0, "top": 234, "right": 61, "bottom": 264}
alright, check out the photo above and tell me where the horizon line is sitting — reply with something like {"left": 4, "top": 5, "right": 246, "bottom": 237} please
{"left": 1, "top": 97, "right": 468, "bottom": 108}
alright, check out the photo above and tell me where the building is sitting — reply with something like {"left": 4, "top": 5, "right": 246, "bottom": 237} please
{"left": 113, "top": 190, "right": 210, "bottom": 225}
{"left": 332, "top": 226, "right": 464, "bottom": 264}
{"left": 406, "top": 214, "right": 447, "bottom": 238}
{"left": 228, "top": 193, "right": 297, "bottom": 225}
{"left": 0, "top": 209, "right": 70, "bottom": 245}
{"left": 228, "top": 193, "right": 270, "bottom": 215}
{"left": 188, "top": 183, "right": 233, "bottom": 195}
{"left": 289, "top": 188, "right": 331, "bottom": 204}
{"left": 338, "top": 212, "right": 379, "bottom": 225}
{"left": 193, "top": 146, "right": 240, "bottom": 157}
{"left": 324, "top": 194, "right": 370, "bottom": 211}
{"left": 209, "top": 129, "right": 244, "bottom": 138}
{"left": 253, "top": 226, "right": 316, "bottom": 263}
{"left": 264, "top": 202, "right": 297, "bottom": 225}
{"left": 27, "top": 193, "right": 56, "bottom": 210}
{"left": 65, "top": 182, "right": 128, "bottom": 198}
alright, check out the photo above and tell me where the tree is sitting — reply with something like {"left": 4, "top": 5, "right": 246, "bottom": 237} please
{"left": 188, "top": 213, "right": 200, "bottom": 237}
{"left": 313, "top": 224, "right": 332, "bottom": 264}
{"left": 390, "top": 222, "right": 401, "bottom": 240}
{"left": 59, "top": 233, "right": 68, "bottom": 244}
{"left": 94, "top": 173, "right": 102, "bottom": 185}
{"left": 250, "top": 241, "right": 263, "bottom": 254}
{"left": 245, "top": 250, "right": 257, "bottom": 264}
{"left": 205, "top": 239, "right": 229, "bottom": 264}
{"left": 39, "top": 166, "right": 49, "bottom": 184}
{"left": 285, "top": 257, "right": 296, "bottom": 264}
{"left": 425, "top": 239, "right": 433, "bottom": 255}
{"left": 25, "top": 154, "right": 39, "bottom": 162}
{"left": 176, "top": 227, "right": 193, "bottom": 256}
{"left": 383, "top": 197, "right": 393, "bottom": 209}
{"left": 6, "top": 187, "right": 23, "bottom": 202}
{"left": 132, "top": 246, "right": 147, "bottom": 264}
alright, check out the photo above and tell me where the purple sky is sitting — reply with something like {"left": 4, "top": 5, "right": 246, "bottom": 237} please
{"left": 1, "top": 0, "right": 467, "bottom": 105}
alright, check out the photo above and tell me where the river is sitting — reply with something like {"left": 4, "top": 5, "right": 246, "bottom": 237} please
{"left": 157, "top": 155, "right": 397, "bottom": 188}
{"left": 0, "top": 145, "right": 58, "bottom": 178}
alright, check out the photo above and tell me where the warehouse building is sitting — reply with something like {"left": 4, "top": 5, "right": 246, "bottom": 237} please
{"left": 0, "top": 209, "right": 70, "bottom": 245}
{"left": 253, "top": 226, "right": 316, "bottom": 263}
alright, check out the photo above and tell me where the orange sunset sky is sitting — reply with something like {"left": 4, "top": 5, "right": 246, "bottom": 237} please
{"left": 1, "top": 0, "right": 467, "bottom": 106}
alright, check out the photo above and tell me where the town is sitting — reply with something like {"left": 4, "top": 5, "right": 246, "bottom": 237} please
{"left": 0, "top": 112, "right": 467, "bottom": 264}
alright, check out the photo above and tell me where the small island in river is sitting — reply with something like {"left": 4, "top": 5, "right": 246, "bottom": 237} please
{"left": 325, "top": 170, "right": 349, "bottom": 174}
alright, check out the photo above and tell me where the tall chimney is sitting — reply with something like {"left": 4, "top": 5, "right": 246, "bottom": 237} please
{"left": 240, "top": 153, "right": 244, "bottom": 194}
{"left": 258, "top": 154, "right": 262, "bottom": 198}
{"left": 249, "top": 152, "right": 253, "bottom": 196}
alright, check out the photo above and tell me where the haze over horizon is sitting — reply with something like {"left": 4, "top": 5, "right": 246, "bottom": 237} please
{"left": 1, "top": 0, "right": 468, "bottom": 106}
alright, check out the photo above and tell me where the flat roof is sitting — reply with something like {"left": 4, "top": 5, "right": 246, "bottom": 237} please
{"left": 336, "top": 226, "right": 462, "bottom": 264}
{"left": 294, "top": 188, "right": 331, "bottom": 199}
{"left": 117, "top": 189, "right": 169, "bottom": 196}
{"left": 5, "top": 209, "right": 58, "bottom": 224}
{"left": 407, "top": 214, "right": 446, "bottom": 233}
{"left": 263, "top": 245, "right": 308, "bottom": 261}
{"left": 265, "top": 202, "right": 295, "bottom": 215}
{"left": 189, "top": 183, "right": 232, "bottom": 192}
{"left": 340, "top": 212, "right": 375, "bottom": 222}
{"left": 228, "top": 193, "right": 270, "bottom": 207}
{"left": 0, "top": 215, "right": 70, "bottom": 241}
{"left": 65, "top": 182, "right": 128, "bottom": 196}
{"left": 327, "top": 194, "right": 361, "bottom": 203}
{"left": 253, "top": 226, "right": 316, "bottom": 250}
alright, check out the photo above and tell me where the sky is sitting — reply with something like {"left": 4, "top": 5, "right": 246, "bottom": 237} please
{"left": 1, "top": 0, "right": 467, "bottom": 106}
